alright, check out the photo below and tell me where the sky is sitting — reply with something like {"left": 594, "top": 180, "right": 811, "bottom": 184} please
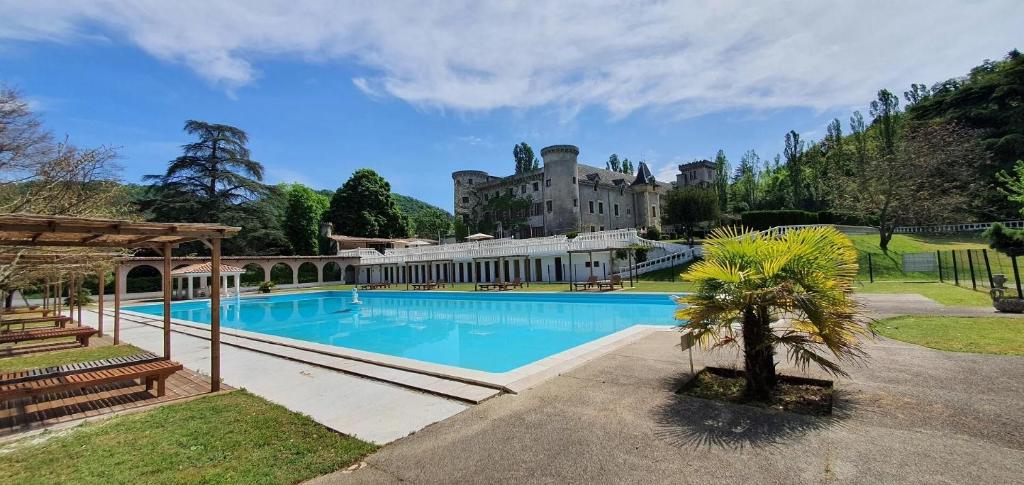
{"left": 1, "top": 0, "right": 1022, "bottom": 211}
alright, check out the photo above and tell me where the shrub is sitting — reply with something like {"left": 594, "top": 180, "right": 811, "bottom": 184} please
{"left": 645, "top": 225, "right": 661, "bottom": 240}
{"left": 258, "top": 281, "right": 276, "bottom": 293}
{"left": 984, "top": 223, "right": 1024, "bottom": 256}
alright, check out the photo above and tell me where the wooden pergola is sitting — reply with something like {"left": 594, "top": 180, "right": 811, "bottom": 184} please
{"left": 0, "top": 213, "right": 240, "bottom": 392}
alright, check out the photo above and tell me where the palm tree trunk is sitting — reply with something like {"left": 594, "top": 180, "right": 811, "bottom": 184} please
{"left": 742, "top": 305, "right": 776, "bottom": 400}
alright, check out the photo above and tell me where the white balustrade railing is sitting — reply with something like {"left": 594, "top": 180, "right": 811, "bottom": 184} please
{"left": 341, "top": 228, "right": 703, "bottom": 268}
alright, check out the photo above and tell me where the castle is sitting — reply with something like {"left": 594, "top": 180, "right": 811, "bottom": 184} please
{"left": 453, "top": 145, "right": 670, "bottom": 238}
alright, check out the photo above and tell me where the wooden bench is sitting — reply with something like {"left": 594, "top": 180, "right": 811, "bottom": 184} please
{"left": 0, "top": 360, "right": 184, "bottom": 401}
{"left": 0, "top": 326, "right": 97, "bottom": 347}
{"left": 596, "top": 275, "right": 624, "bottom": 291}
{"left": 0, "top": 315, "right": 71, "bottom": 331}
{"left": 573, "top": 276, "right": 599, "bottom": 290}
{"left": 0, "top": 352, "right": 162, "bottom": 385}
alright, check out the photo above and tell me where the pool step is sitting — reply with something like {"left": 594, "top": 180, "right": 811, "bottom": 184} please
{"left": 103, "top": 310, "right": 501, "bottom": 404}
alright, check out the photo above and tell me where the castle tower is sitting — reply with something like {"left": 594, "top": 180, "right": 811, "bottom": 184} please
{"left": 452, "top": 170, "right": 489, "bottom": 226}
{"left": 540, "top": 145, "right": 581, "bottom": 235}
{"left": 631, "top": 161, "right": 662, "bottom": 231}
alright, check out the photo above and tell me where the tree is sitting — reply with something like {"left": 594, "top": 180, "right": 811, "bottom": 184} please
{"left": 621, "top": 158, "right": 634, "bottom": 174}
{"left": 831, "top": 120, "right": 985, "bottom": 251}
{"left": 513, "top": 142, "right": 538, "bottom": 174}
{"left": 663, "top": 187, "right": 719, "bottom": 244}
{"left": 784, "top": 130, "right": 805, "bottom": 208}
{"left": 730, "top": 150, "right": 759, "bottom": 211}
{"left": 327, "top": 169, "right": 409, "bottom": 238}
{"left": 283, "top": 184, "right": 330, "bottom": 255}
{"left": 996, "top": 159, "right": 1024, "bottom": 214}
{"left": 140, "top": 120, "right": 287, "bottom": 254}
{"left": 678, "top": 226, "right": 866, "bottom": 400}
{"left": 606, "top": 154, "right": 621, "bottom": 172}
{"left": 983, "top": 223, "right": 1024, "bottom": 257}
{"left": 712, "top": 149, "right": 730, "bottom": 211}
{"left": 143, "top": 120, "right": 268, "bottom": 217}
{"left": 410, "top": 207, "right": 452, "bottom": 239}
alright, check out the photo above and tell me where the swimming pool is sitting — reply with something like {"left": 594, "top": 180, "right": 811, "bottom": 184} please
{"left": 126, "top": 291, "right": 679, "bottom": 373}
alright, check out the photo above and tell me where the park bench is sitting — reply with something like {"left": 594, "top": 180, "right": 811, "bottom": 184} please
{"left": 573, "top": 275, "right": 599, "bottom": 290}
{"left": 0, "top": 315, "right": 71, "bottom": 331}
{"left": 0, "top": 359, "right": 184, "bottom": 401}
{"left": 596, "top": 275, "right": 624, "bottom": 291}
{"left": 0, "top": 326, "right": 97, "bottom": 347}
{"left": 0, "top": 351, "right": 162, "bottom": 385}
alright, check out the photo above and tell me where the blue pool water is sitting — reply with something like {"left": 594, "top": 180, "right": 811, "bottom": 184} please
{"left": 127, "top": 291, "right": 679, "bottom": 373}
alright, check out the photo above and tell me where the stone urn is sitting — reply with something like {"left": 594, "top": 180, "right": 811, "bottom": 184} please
{"left": 990, "top": 274, "right": 1024, "bottom": 313}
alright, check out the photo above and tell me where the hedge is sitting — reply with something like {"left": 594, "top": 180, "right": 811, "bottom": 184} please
{"left": 739, "top": 210, "right": 870, "bottom": 230}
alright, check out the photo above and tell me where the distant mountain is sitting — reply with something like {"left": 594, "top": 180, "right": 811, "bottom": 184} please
{"left": 392, "top": 193, "right": 452, "bottom": 219}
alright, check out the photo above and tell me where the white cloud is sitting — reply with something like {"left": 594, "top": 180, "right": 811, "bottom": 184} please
{"left": 2, "top": 0, "right": 1021, "bottom": 117}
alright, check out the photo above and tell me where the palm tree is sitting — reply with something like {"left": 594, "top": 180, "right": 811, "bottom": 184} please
{"left": 143, "top": 120, "right": 268, "bottom": 220}
{"left": 677, "top": 226, "right": 866, "bottom": 400}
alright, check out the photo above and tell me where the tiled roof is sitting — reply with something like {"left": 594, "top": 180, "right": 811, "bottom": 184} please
{"left": 170, "top": 262, "right": 245, "bottom": 275}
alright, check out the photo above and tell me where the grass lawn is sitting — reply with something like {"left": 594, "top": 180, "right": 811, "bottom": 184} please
{"left": 0, "top": 390, "right": 376, "bottom": 484}
{"left": 871, "top": 316, "right": 1024, "bottom": 356}
{"left": 856, "top": 281, "right": 993, "bottom": 307}
{"left": 0, "top": 344, "right": 145, "bottom": 373}
{"left": 847, "top": 233, "right": 988, "bottom": 281}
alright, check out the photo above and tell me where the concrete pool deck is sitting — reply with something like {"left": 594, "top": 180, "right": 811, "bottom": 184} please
{"left": 313, "top": 315, "right": 1024, "bottom": 483}
{"left": 78, "top": 309, "right": 468, "bottom": 445}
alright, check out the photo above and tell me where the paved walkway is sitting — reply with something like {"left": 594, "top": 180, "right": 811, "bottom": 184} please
{"left": 313, "top": 328, "right": 1024, "bottom": 483}
{"left": 79, "top": 310, "right": 468, "bottom": 444}
{"left": 856, "top": 293, "right": 1013, "bottom": 318}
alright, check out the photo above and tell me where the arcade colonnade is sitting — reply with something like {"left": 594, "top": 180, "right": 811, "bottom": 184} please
{"left": 118, "top": 255, "right": 360, "bottom": 298}
{"left": 357, "top": 253, "right": 617, "bottom": 285}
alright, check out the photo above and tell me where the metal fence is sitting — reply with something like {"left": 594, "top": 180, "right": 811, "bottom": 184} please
{"left": 938, "top": 248, "right": 1021, "bottom": 298}
{"left": 860, "top": 248, "right": 1020, "bottom": 299}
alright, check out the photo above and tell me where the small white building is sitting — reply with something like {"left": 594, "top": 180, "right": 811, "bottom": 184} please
{"left": 171, "top": 262, "right": 244, "bottom": 300}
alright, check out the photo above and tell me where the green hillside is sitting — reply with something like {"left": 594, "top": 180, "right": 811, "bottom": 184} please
{"left": 392, "top": 193, "right": 452, "bottom": 219}
{"left": 847, "top": 233, "right": 988, "bottom": 280}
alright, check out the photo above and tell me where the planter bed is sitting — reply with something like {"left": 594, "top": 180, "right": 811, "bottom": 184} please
{"left": 677, "top": 366, "right": 834, "bottom": 416}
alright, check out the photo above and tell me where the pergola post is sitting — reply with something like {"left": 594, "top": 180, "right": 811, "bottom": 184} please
{"left": 75, "top": 274, "right": 83, "bottom": 327}
{"left": 114, "top": 265, "right": 121, "bottom": 344}
{"left": 96, "top": 266, "right": 105, "bottom": 337}
{"left": 568, "top": 252, "right": 573, "bottom": 291}
{"left": 210, "top": 238, "right": 222, "bottom": 392}
{"left": 589, "top": 251, "right": 594, "bottom": 278}
{"left": 162, "top": 242, "right": 172, "bottom": 359}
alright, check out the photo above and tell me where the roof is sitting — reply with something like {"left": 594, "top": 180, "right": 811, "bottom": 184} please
{"left": 678, "top": 159, "right": 715, "bottom": 170}
{"left": 170, "top": 262, "right": 244, "bottom": 275}
{"left": 577, "top": 164, "right": 630, "bottom": 187}
{"left": 328, "top": 235, "right": 436, "bottom": 244}
{"left": 0, "top": 213, "right": 240, "bottom": 248}
{"left": 631, "top": 162, "right": 658, "bottom": 186}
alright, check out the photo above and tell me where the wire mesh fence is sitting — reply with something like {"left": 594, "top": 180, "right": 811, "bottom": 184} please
{"left": 858, "top": 248, "right": 1020, "bottom": 299}
{"left": 938, "top": 248, "right": 1021, "bottom": 298}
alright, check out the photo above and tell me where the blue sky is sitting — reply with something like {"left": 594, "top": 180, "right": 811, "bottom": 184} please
{"left": 2, "top": 1, "right": 1021, "bottom": 211}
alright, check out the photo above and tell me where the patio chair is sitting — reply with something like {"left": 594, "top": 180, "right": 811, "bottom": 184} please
{"left": 507, "top": 277, "right": 523, "bottom": 289}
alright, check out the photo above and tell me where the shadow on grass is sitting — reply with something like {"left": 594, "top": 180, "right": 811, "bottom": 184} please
{"left": 651, "top": 374, "right": 853, "bottom": 450}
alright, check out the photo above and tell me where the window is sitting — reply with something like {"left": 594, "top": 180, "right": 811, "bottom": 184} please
{"left": 572, "top": 176, "right": 577, "bottom": 184}
{"left": 614, "top": 204, "right": 619, "bottom": 216}
{"left": 546, "top": 200, "right": 553, "bottom": 213}
{"left": 521, "top": 185, "right": 527, "bottom": 194}
{"left": 573, "top": 198, "right": 578, "bottom": 207}
{"left": 627, "top": 208, "right": 631, "bottom": 215}
{"left": 484, "top": 194, "right": 489, "bottom": 201}
{"left": 594, "top": 183, "right": 598, "bottom": 191}
{"left": 594, "top": 261, "right": 600, "bottom": 267}
{"left": 590, "top": 225, "right": 596, "bottom": 232}
{"left": 588, "top": 201, "right": 594, "bottom": 214}
{"left": 462, "top": 196, "right": 469, "bottom": 204}
{"left": 532, "top": 182, "right": 539, "bottom": 191}
{"left": 545, "top": 179, "right": 551, "bottom": 187}
{"left": 532, "top": 202, "right": 542, "bottom": 216}
{"left": 468, "top": 178, "right": 473, "bottom": 184}
{"left": 598, "top": 202, "right": 604, "bottom": 214}
{"left": 651, "top": 205, "right": 657, "bottom": 217}
{"left": 508, "top": 188, "right": 514, "bottom": 196}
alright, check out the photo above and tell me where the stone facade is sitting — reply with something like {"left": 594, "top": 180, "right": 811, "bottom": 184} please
{"left": 453, "top": 145, "right": 669, "bottom": 238}
{"left": 676, "top": 159, "right": 715, "bottom": 188}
